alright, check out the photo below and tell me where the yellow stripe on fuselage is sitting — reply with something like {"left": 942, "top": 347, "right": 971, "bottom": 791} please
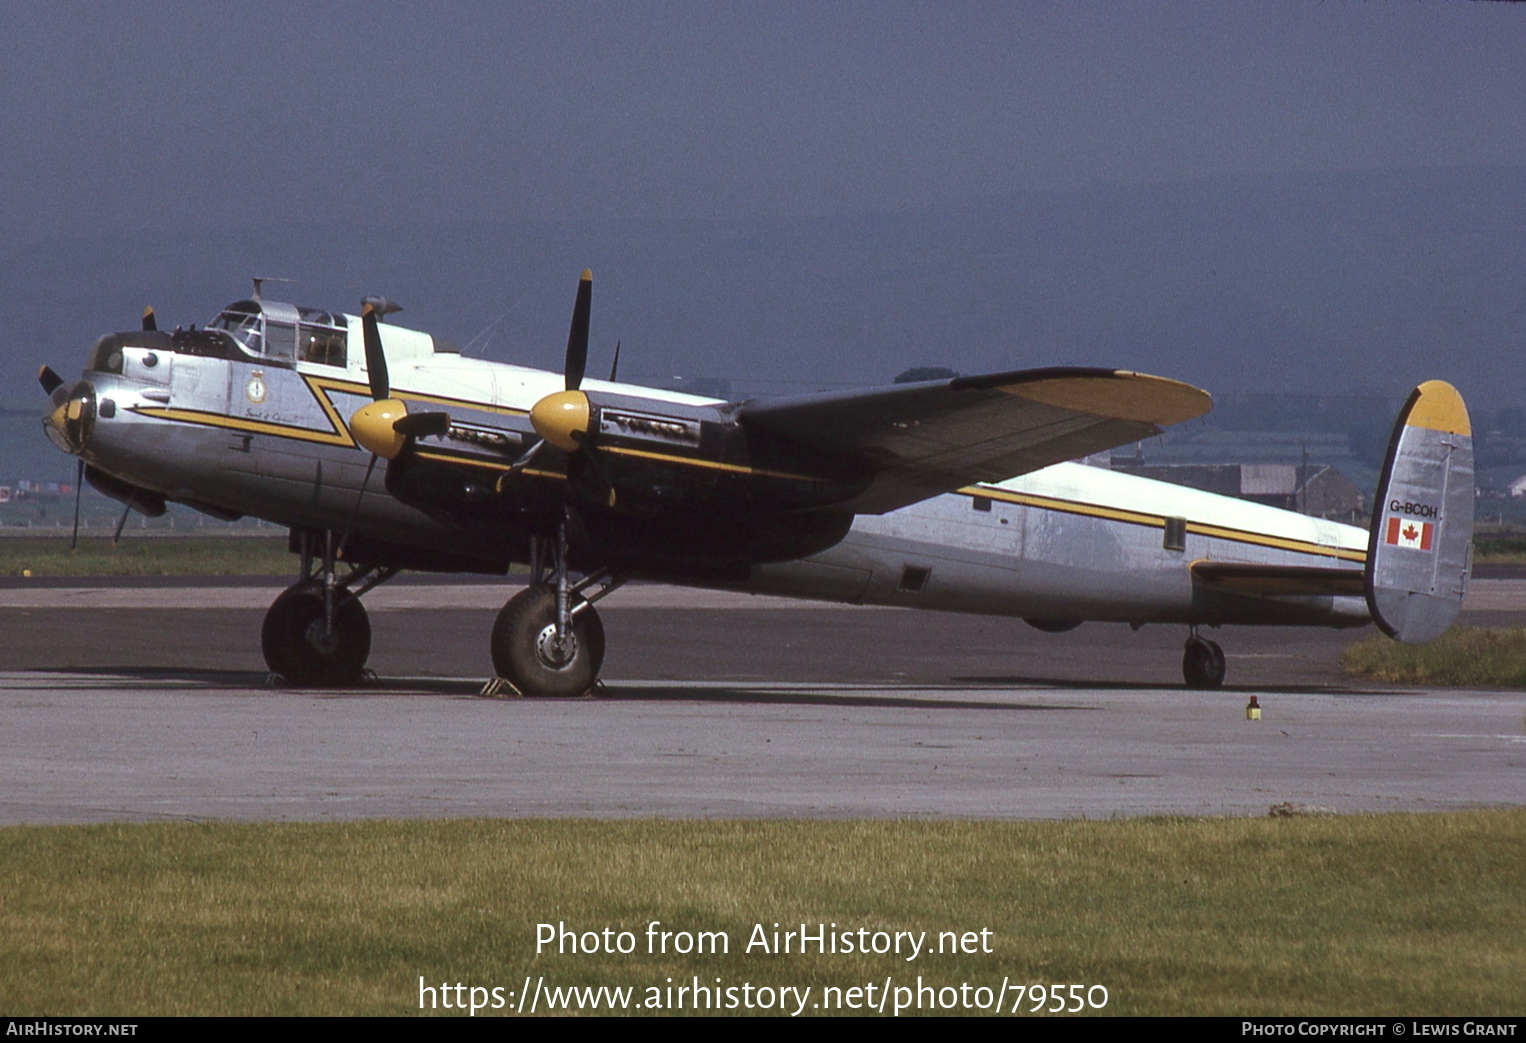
{"left": 599, "top": 445, "right": 826, "bottom": 482}
{"left": 961, "top": 484, "right": 1367, "bottom": 563}
{"left": 413, "top": 449, "right": 565, "bottom": 482}
{"left": 130, "top": 406, "right": 359, "bottom": 448}
{"left": 1184, "top": 520, "right": 1364, "bottom": 561}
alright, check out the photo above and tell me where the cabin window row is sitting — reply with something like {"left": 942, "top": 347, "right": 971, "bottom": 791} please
{"left": 257, "top": 322, "right": 348, "bottom": 367}
{"left": 210, "top": 308, "right": 349, "bottom": 367}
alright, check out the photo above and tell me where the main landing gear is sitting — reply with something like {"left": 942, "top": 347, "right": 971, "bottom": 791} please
{"left": 1182, "top": 628, "right": 1226, "bottom": 690}
{"left": 263, "top": 522, "right": 622, "bottom": 695}
{"left": 488, "top": 526, "right": 623, "bottom": 698}
{"left": 262, "top": 530, "right": 396, "bottom": 687}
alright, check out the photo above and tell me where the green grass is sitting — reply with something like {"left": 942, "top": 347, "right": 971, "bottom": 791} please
{"left": 0, "top": 535, "right": 293, "bottom": 576}
{"left": 2, "top": 814, "right": 1523, "bottom": 1016}
{"left": 1473, "top": 531, "right": 1526, "bottom": 564}
{"left": 1343, "top": 627, "right": 1526, "bottom": 687}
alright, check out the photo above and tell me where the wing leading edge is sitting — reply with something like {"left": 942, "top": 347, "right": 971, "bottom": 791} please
{"left": 739, "top": 367, "right": 1212, "bottom": 514}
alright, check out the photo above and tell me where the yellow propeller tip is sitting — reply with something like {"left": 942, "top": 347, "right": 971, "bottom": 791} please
{"left": 580, "top": 269, "right": 593, "bottom": 282}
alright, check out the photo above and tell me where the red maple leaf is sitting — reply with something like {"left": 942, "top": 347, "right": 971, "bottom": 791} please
{"left": 1403, "top": 524, "right": 1419, "bottom": 542}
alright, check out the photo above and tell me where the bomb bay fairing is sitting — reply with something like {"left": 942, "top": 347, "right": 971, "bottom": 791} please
{"left": 39, "top": 273, "right": 1473, "bottom": 695}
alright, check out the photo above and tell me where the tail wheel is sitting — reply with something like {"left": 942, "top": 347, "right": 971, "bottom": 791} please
{"left": 1182, "top": 636, "right": 1226, "bottom": 690}
{"left": 261, "top": 586, "right": 372, "bottom": 687}
{"left": 490, "top": 585, "right": 606, "bottom": 698}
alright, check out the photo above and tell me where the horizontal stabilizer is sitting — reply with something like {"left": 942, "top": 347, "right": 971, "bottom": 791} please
{"left": 1365, "top": 381, "right": 1474, "bottom": 644}
{"left": 1191, "top": 562, "right": 1364, "bottom": 598}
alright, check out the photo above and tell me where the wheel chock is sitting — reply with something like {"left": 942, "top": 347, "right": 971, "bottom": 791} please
{"left": 479, "top": 676, "right": 523, "bottom": 699}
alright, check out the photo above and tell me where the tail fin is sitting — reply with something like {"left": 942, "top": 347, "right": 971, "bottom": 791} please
{"left": 1365, "top": 380, "right": 1474, "bottom": 643}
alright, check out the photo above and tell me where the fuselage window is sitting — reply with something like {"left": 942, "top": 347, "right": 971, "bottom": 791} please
{"left": 300, "top": 326, "right": 347, "bottom": 367}
{"left": 265, "top": 322, "right": 297, "bottom": 362}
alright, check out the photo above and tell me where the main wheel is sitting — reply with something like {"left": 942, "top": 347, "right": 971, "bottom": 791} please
{"left": 490, "top": 585, "right": 606, "bottom": 698}
{"left": 1182, "top": 636, "right": 1226, "bottom": 690}
{"left": 261, "top": 585, "right": 372, "bottom": 687}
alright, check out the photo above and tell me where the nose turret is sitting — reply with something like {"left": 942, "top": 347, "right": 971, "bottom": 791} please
{"left": 41, "top": 373, "right": 95, "bottom": 455}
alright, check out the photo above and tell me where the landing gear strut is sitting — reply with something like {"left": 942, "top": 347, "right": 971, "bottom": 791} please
{"left": 262, "top": 530, "right": 396, "bottom": 686}
{"left": 1182, "top": 629, "right": 1226, "bottom": 690}
{"left": 489, "top": 523, "right": 622, "bottom": 697}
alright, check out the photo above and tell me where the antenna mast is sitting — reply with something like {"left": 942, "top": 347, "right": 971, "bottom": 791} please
{"left": 251, "top": 276, "right": 297, "bottom": 300}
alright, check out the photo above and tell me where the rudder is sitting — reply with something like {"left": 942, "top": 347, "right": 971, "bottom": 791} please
{"left": 1365, "top": 380, "right": 1474, "bottom": 643}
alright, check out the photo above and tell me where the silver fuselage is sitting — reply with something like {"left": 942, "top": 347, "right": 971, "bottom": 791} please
{"left": 749, "top": 463, "right": 1369, "bottom": 627}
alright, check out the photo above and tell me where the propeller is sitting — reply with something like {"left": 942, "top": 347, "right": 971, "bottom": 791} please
{"left": 520, "top": 270, "right": 619, "bottom": 506}
{"left": 350, "top": 302, "right": 414, "bottom": 459}
{"left": 42, "top": 369, "right": 94, "bottom": 457}
{"left": 349, "top": 300, "right": 453, "bottom": 458}
{"left": 69, "top": 459, "right": 83, "bottom": 551}
{"left": 111, "top": 490, "right": 135, "bottom": 544}
{"left": 345, "top": 300, "right": 452, "bottom": 542}
{"left": 527, "top": 270, "right": 596, "bottom": 455}
{"left": 503, "top": 438, "right": 546, "bottom": 477}
{"left": 41, "top": 367, "right": 82, "bottom": 536}
{"left": 41, "top": 365, "right": 90, "bottom": 547}
{"left": 362, "top": 302, "right": 389, "bottom": 401}
{"left": 344, "top": 303, "right": 404, "bottom": 545}
{"left": 495, "top": 269, "right": 601, "bottom": 483}
{"left": 141, "top": 307, "right": 157, "bottom": 332}
{"left": 565, "top": 268, "right": 592, "bottom": 392}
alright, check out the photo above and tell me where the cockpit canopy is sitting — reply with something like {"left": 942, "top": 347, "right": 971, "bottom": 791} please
{"left": 209, "top": 299, "right": 348, "bottom": 367}
{"left": 85, "top": 296, "right": 456, "bottom": 378}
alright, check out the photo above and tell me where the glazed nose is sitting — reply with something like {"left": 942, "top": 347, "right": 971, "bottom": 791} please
{"left": 43, "top": 379, "right": 95, "bottom": 455}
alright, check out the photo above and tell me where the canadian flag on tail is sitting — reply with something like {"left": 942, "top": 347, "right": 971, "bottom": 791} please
{"left": 1384, "top": 516, "right": 1434, "bottom": 551}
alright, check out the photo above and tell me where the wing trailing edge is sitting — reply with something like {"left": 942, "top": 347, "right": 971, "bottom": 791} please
{"left": 740, "top": 367, "right": 1211, "bottom": 514}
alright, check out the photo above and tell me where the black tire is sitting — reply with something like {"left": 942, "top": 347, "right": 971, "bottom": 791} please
{"left": 1182, "top": 636, "right": 1226, "bottom": 690}
{"left": 261, "top": 586, "right": 372, "bottom": 687}
{"left": 490, "top": 586, "right": 606, "bottom": 698}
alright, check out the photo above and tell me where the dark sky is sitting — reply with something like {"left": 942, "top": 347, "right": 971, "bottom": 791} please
{"left": 3, "top": 2, "right": 1522, "bottom": 238}
{"left": 1, "top": 0, "right": 1523, "bottom": 454}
